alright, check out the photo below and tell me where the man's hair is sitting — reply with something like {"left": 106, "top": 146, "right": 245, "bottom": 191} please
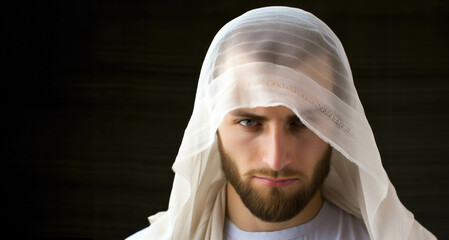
{"left": 210, "top": 23, "right": 353, "bottom": 106}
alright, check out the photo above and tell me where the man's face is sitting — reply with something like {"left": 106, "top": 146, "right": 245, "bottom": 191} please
{"left": 217, "top": 105, "right": 331, "bottom": 222}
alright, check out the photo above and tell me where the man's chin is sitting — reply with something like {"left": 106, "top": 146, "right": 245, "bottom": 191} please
{"left": 245, "top": 184, "right": 301, "bottom": 199}
{"left": 249, "top": 181, "right": 303, "bottom": 196}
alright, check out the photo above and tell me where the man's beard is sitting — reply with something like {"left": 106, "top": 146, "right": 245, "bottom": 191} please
{"left": 218, "top": 138, "right": 331, "bottom": 223}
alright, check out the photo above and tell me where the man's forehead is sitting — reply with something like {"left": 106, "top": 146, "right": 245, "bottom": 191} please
{"left": 227, "top": 106, "right": 297, "bottom": 118}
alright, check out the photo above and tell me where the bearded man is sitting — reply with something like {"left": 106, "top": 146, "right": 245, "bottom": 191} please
{"left": 127, "top": 6, "right": 436, "bottom": 240}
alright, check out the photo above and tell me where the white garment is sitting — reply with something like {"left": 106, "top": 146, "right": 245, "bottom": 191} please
{"left": 127, "top": 6, "right": 436, "bottom": 240}
{"left": 223, "top": 200, "right": 370, "bottom": 240}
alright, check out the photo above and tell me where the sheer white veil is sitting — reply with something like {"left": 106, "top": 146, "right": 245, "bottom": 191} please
{"left": 128, "top": 6, "right": 436, "bottom": 240}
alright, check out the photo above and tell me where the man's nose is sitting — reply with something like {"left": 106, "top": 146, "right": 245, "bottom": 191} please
{"left": 261, "top": 125, "right": 292, "bottom": 171}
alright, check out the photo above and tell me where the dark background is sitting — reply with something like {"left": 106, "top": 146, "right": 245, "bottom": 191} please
{"left": 3, "top": 0, "right": 448, "bottom": 239}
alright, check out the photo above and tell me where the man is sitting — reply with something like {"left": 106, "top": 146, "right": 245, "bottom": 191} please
{"left": 128, "top": 6, "right": 436, "bottom": 240}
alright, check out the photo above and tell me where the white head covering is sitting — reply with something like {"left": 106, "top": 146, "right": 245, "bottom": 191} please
{"left": 131, "top": 6, "right": 436, "bottom": 240}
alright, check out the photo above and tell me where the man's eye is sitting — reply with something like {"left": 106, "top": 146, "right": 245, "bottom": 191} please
{"left": 239, "top": 119, "right": 258, "bottom": 127}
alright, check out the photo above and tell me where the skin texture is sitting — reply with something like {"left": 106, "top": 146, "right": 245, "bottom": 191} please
{"left": 217, "top": 105, "right": 331, "bottom": 232}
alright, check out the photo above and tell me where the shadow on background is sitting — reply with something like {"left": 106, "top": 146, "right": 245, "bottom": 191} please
{"left": 3, "top": 0, "right": 448, "bottom": 239}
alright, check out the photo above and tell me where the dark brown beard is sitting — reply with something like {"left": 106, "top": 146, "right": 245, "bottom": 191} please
{"left": 218, "top": 137, "right": 331, "bottom": 222}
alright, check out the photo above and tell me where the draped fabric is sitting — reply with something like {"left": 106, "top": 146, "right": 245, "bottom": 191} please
{"left": 129, "top": 6, "right": 436, "bottom": 240}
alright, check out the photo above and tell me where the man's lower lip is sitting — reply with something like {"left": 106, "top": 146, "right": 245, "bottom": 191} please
{"left": 253, "top": 177, "right": 299, "bottom": 187}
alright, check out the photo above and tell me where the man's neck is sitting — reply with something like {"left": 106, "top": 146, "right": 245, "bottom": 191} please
{"left": 225, "top": 183, "right": 324, "bottom": 232}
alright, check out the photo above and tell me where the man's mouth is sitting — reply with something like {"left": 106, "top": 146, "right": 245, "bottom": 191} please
{"left": 252, "top": 176, "right": 299, "bottom": 187}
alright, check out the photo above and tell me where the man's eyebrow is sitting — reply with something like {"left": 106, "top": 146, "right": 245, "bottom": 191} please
{"left": 228, "top": 110, "right": 301, "bottom": 122}
{"left": 228, "top": 110, "right": 268, "bottom": 122}
{"left": 287, "top": 114, "right": 301, "bottom": 122}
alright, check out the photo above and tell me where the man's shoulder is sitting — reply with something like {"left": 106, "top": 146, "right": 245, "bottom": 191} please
{"left": 323, "top": 200, "right": 370, "bottom": 239}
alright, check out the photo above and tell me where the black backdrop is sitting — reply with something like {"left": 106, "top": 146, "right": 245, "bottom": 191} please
{"left": 3, "top": 0, "right": 448, "bottom": 239}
